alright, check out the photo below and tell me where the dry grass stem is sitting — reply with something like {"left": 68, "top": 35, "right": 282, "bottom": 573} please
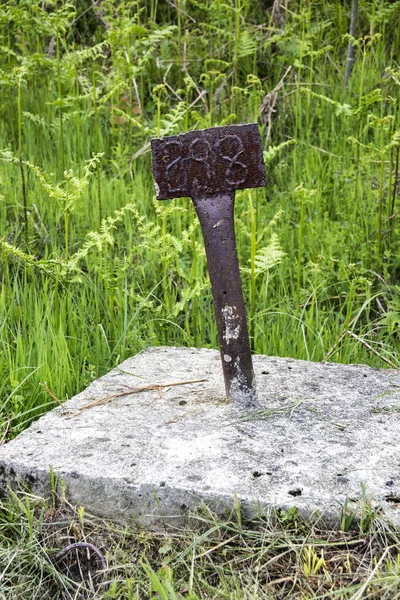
{"left": 73, "top": 379, "right": 207, "bottom": 416}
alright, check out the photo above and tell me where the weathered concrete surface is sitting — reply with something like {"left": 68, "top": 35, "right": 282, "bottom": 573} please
{"left": 1, "top": 347, "right": 400, "bottom": 529}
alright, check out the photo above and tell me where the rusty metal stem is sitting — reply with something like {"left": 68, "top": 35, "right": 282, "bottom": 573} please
{"left": 192, "top": 192, "right": 257, "bottom": 406}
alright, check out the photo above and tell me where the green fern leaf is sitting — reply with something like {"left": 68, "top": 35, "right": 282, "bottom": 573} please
{"left": 254, "top": 233, "right": 286, "bottom": 275}
{"left": 238, "top": 31, "right": 256, "bottom": 59}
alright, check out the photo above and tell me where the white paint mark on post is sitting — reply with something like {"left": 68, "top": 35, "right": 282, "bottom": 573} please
{"left": 228, "top": 357, "right": 247, "bottom": 402}
{"left": 221, "top": 305, "right": 241, "bottom": 343}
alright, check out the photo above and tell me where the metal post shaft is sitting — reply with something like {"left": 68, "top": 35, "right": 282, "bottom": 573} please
{"left": 193, "top": 192, "right": 257, "bottom": 406}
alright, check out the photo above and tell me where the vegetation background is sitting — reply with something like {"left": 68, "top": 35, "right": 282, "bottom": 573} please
{"left": 0, "top": 1, "right": 400, "bottom": 598}
{"left": 1, "top": 0, "right": 400, "bottom": 437}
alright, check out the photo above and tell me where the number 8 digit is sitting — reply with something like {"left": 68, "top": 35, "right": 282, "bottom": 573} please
{"left": 216, "top": 135, "right": 247, "bottom": 187}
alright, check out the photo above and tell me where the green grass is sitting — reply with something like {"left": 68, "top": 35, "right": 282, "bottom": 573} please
{"left": 0, "top": 0, "right": 399, "bottom": 439}
{"left": 1, "top": 485, "right": 400, "bottom": 599}
{"left": 0, "top": 1, "right": 399, "bottom": 595}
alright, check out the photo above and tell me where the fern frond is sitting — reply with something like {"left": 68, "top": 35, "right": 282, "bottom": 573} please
{"left": 374, "top": 0, "right": 400, "bottom": 24}
{"left": 172, "top": 280, "right": 209, "bottom": 316}
{"left": 385, "top": 129, "right": 400, "bottom": 151}
{"left": 254, "top": 234, "right": 286, "bottom": 276}
{"left": 188, "top": 0, "right": 211, "bottom": 11}
{"left": 355, "top": 88, "right": 383, "bottom": 115}
{"left": 300, "top": 89, "right": 353, "bottom": 117}
{"left": 160, "top": 102, "right": 186, "bottom": 137}
{"left": 69, "top": 203, "right": 138, "bottom": 269}
{"left": 264, "top": 209, "right": 284, "bottom": 235}
{"left": 0, "top": 69, "right": 14, "bottom": 86}
{"left": 62, "top": 41, "right": 109, "bottom": 68}
{"left": 238, "top": 31, "right": 256, "bottom": 59}
{"left": 264, "top": 140, "right": 296, "bottom": 164}
{"left": 144, "top": 26, "right": 178, "bottom": 50}
{"left": 0, "top": 239, "right": 58, "bottom": 277}
{"left": 0, "top": 148, "right": 19, "bottom": 164}
{"left": 22, "top": 111, "right": 48, "bottom": 128}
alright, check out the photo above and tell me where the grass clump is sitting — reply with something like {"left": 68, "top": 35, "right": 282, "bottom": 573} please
{"left": 1, "top": 487, "right": 400, "bottom": 599}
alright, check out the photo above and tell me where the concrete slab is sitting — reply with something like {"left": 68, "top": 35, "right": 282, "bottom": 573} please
{"left": 1, "top": 347, "right": 400, "bottom": 529}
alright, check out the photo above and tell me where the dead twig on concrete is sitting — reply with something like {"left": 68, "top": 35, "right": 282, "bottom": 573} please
{"left": 74, "top": 379, "right": 207, "bottom": 416}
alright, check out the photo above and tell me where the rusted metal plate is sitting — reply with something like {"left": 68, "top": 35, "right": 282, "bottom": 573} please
{"left": 151, "top": 123, "right": 266, "bottom": 200}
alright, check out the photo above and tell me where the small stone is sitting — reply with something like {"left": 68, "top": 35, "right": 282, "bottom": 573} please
{"left": 337, "top": 476, "right": 349, "bottom": 485}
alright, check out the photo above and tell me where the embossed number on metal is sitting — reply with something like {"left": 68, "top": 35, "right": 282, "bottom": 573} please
{"left": 151, "top": 123, "right": 266, "bottom": 200}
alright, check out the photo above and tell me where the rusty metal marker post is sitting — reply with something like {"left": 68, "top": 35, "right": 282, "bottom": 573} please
{"left": 151, "top": 124, "right": 266, "bottom": 406}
